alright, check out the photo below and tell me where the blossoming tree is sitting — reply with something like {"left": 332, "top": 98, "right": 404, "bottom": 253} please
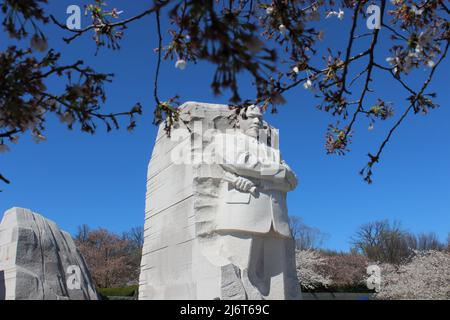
{"left": 1, "top": 0, "right": 449, "bottom": 186}
{"left": 295, "top": 250, "right": 332, "bottom": 290}
{"left": 376, "top": 250, "right": 450, "bottom": 299}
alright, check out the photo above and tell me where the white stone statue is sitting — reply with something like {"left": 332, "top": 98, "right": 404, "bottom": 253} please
{"left": 139, "top": 102, "right": 300, "bottom": 300}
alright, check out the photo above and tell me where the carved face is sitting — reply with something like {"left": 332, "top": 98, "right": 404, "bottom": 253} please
{"left": 239, "top": 106, "right": 263, "bottom": 139}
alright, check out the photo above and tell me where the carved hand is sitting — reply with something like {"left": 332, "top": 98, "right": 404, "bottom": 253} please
{"left": 234, "top": 176, "right": 255, "bottom": 193}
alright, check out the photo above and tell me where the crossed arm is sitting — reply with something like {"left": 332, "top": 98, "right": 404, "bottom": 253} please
{"left": 220, "top": 152, "right": 298, "bottom": 193}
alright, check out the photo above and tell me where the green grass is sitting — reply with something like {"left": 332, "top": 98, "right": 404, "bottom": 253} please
{"left": 98, "top": 285, "right": 138, "bottom": 297}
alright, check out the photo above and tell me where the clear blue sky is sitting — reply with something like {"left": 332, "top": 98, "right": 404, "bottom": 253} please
{"left": 1, "top": 1, "right": 449, "bottom": 251}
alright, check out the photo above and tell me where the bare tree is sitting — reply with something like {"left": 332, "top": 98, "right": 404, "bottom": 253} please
{"left": 74, "top": 224, "right": 90, "bottom": 244}
{"left": 416, "top": 232, "right": 444, "bottom": 251}
{"left": 351, "top": 220, "right": 413, "bottom": 265}
{"left": 121, "top": 226, "right": 144, "bottom": 285}
{"left": 447, "top": 232, "right": 450, "bottom": 251}
{"left": 352, "top": 220, "right": 446, "bottom": 264}
{"left": 289, "top": 216, "right": 328, "bottom": 250}
{"left": 122, "top": 226, "right": 144, "bottom": 248}
{"left": 288, "top": 216, "right": 303, "bottom": 244}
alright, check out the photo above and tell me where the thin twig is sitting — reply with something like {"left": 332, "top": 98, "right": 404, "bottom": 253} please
{"left": 364, "top": 40, "right": 449, "bottom": 179}
{"left": 154, "top": 10, "right": 163, "bottom": 105}
{"left": 50, "top": 7, "right": 158, "bottom": 43}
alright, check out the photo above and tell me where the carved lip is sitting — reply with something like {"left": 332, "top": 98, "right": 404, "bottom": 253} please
{"left": 249, "top": 124, "right": 261, "bottom": 130}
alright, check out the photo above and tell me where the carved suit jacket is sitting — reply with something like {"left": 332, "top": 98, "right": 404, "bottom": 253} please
{"left": 213, "top": 132, "right": 298, "bottom": 238}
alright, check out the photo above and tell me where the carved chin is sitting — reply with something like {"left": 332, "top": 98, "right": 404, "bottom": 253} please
{"left": 245, "top": 129, "right": 259, "bottom": 138}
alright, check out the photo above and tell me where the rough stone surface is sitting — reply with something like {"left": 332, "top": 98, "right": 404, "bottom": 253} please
{"left": 139, "top": 102, "right": 301, "bottom": 300}
{"left": 221, "top": 264, "right": 246, "bottom": 300}
{"left": 0, "top": 207, "right": 98, "bottom": 300}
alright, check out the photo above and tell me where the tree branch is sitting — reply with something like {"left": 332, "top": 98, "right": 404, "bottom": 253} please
{"left": 362, "top": 40, "right": 450, "bottom": 183}
{"left": 50, "top": 6, "right": 161, "bottom": 43}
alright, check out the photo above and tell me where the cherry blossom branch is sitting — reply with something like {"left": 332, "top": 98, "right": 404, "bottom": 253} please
{"left": 338, "top": 1, "right": 364, "bottom": 97}
{"left": 0, "top": 173, "right": 10, "bottom": 185}
{"left": 344, "top": 0, "right": 387, "bottom": 136}
{"left": 50, "top": 6, "right": 159, "bottom": 43}
{"left": 373, "top": 62, "right": 416, "bottom": 95}
{"left": 279, "top": 50, "right": 370, "bottom": 93}
{"left": 0, "top": 129, "right": 21, "bottom": 138}
{"left": 362, "top": 40, "right": 449, "bottom": 183}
